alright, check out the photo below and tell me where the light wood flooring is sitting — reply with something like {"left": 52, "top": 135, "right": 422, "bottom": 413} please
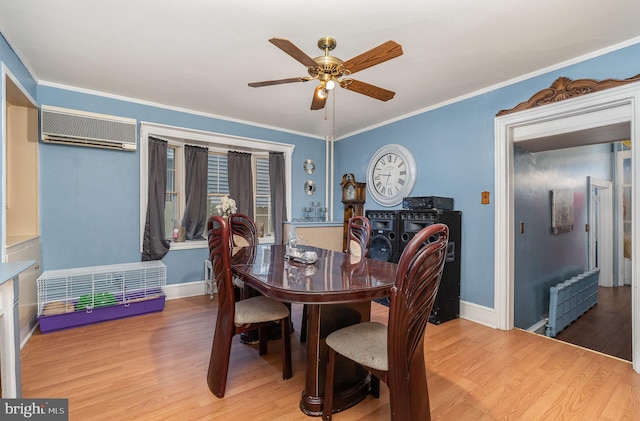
{"left": 21, "top": 295, "right": 640, "bottom": 420}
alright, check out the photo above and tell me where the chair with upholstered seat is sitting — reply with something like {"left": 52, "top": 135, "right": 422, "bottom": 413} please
{"left": 206, "top": 215, "right": 292, "bottom": 398}
{"left": 230, "top": 212, "right": 293, "bottom": 343}
{"left": 346, "top": 215, "right": 371, "bottom": 257}
{"left": 322, "top": 223, "right": 449, "bottom": 421}
{"left": 300, "top": 216, "right": 371, "bottom": 343}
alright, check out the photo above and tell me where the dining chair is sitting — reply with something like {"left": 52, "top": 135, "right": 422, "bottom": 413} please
{"left": 347, "top": 215, "right": 371, "bottom": 257}
{"left": 229, "top": 213, "right": 293, "bottom": 343}
{"left": 229, "top": 213, "right": 257, "bottom": 248}
{"left": 229, "top": 213, "right": 258, "bottom": 300}
{"left": 205, "top": 213, "right": 257, "bottom": 301}
{"left": 300, "top": 215, "right": 371, "bottom": 343}
{"left": 206, "top": 215, "right": 292, "bottom": 398}
{"left": 322, "top": 223, "right": 449, "bottom": 421}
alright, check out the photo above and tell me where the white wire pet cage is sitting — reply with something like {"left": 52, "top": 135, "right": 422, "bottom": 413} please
{"left": 37, "top": 261, "right": 166, "bottom": 332}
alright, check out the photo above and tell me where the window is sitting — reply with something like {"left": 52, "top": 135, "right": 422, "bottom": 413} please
{"left": 139, "top": 122, "right": 294, "bottom": 251}
{"left": 206, "top": 152, "right": 229, "bottom": 218}
{"left": 205, "top": 153, "right": 272, "bottom": 235}
{"left": 165, "top": 149, "right": 273, "bottom": 241}
{"left": 165, "top": 146, "right": 179, "bottom": 240}
{"left": 255, "top": 156, "right": 272, "bottom": 234}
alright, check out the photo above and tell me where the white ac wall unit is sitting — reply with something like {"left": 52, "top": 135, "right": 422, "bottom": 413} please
{"left": 41, "top": 105, "right": 137, "bottom": 151}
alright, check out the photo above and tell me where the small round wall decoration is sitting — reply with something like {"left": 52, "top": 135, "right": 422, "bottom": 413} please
{"left": 304, "top": 180, "right": 316, "bottom": 195}
{"left": 303, "top": 159, "right": 316, "bottom": 174}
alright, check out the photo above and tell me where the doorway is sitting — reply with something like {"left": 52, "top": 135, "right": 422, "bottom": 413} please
{"left": 494, "top": 82, "right": 640, "bottom": 373}
{"left": 588, "top": 177, "right": 614, "bottom": 287}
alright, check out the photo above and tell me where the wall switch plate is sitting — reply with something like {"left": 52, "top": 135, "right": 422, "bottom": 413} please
{"left": 481, "top": 191, "right": 490, "bottom": 204}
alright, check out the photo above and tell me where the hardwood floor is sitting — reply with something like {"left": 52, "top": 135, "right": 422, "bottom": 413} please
{"left": 21, "top": 295, "right": 640, "bottom": 420}
{"left": 553, "top": 286, "right": 632, "bottom": 361}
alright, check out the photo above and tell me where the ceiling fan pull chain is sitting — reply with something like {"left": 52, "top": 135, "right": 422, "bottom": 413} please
{"left": 332, "top": 90, "right": 336, "bottom": 138}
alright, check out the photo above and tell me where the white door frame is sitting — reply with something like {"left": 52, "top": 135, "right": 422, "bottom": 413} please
{"left": 587, "top": 177, "right": 614, "bottom": 287}
{"left": 617, "top": 149, "right": 633, "bottom": 286}
{"left": 495, "top": 82, "right": 640, "bottom": 373}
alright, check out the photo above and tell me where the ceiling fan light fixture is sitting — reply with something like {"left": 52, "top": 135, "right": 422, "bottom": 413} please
{"left": 325, "top": 79, "right": 336, "bottom": 90}
{"left": 316, "top": 86, "right": 328, "bottom": 99}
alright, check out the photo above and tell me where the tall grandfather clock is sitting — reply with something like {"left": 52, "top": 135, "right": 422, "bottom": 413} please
{"left": 341, "top": 173, "right": 366, "bottom": 252}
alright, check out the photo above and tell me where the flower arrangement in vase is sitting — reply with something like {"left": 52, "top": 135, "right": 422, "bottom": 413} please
{"left": 216, "top": 195, "right": 237, "bottom": 218}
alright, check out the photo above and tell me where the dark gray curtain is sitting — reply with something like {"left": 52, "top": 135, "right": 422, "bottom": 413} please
{"left": 269, "top": 152, "right": 287, "bottom": 244}
{"left": 181, "top": 145, "right": 208, "bottom": 240}
{"left": 228, "top": 151, "right": 254, "bottom": 218}
{"left": 142, "top": 137, "right": 170, "bottom": 261}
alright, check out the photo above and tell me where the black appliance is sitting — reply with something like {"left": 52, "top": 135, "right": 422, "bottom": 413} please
{"left": 398, "top": 209, "right": 462, "bottom": 324}
{"left": 365, "top": 210, "right": 400, "bottom": 263}
{"left": 402, "top": 196, "right": 454, "bottom": 211}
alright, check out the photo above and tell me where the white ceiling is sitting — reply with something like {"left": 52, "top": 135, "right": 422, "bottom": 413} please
{"left": 1, "top": 0, "right": 640, "bottom": 139}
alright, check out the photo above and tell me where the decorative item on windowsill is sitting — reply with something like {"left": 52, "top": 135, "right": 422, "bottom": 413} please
{"left": 256, "top": 221, "right": 265, "bottom": 237}
{"left": 216, "top": 195, "right": 237, "bottom": 219}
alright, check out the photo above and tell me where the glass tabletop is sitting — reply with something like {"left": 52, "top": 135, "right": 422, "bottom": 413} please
{"left": 231, "top": 244, "right": 397, "bottom": 303}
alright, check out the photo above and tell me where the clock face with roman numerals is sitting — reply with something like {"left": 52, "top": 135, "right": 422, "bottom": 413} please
{"left": 366, "top": 144, "right": 417, "bottom": 206}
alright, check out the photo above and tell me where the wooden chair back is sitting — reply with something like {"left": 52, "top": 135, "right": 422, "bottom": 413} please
{"left": 347, "top": 216, "right": 371, "bottom": 257}
{"left": 229, "top": 213, "right": 257, "bottom": 248}
{"left": 207, "top": 215, "right": 236, "bottom": 321}
{"left": 387, "top": 222, "right": 449, "bottom": 418}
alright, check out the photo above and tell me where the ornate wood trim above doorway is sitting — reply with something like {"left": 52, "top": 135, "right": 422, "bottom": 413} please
{"left": 497, "top": 73, "right": 640, "bottom": 116}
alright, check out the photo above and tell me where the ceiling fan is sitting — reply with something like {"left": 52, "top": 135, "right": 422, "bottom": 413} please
{"left": 248, "top": 37, "right": 403, "bottom": 110}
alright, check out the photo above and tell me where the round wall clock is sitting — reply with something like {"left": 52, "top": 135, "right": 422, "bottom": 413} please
{"left": 366, "top": 144, "right": 417, "bottom": 206}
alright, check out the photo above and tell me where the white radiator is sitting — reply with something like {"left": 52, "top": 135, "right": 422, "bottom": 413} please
{"left": 546, "top": 268, "right": 599, "bottom": 337}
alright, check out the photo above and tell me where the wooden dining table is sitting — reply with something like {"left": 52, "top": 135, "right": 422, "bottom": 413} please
{"left": 230, "top": 243, "right": 398, "bottom": 416}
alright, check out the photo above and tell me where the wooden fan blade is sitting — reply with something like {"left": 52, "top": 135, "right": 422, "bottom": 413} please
{"left": 311, "top": 86, "right": 327, "bottom": 110}
{"left": 248, "top": 77, "right": 310, "bottom": 87}
{"left": 342, "top": 40, "right": 403, "bottom": 75}
{"left": 340, "top": 79, "right": 395, "bottom": 101}
{"left": 269, "top": 38, "right": 318, "bottom": 68}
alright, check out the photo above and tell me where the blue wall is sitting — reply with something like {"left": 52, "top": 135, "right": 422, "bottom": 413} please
{"left": 34, "top": 86, "right": 326, "bottom": 282}
{"left": 334, "top": 42, "right": 640, "bottom": 310}
{"left": 0, "top": 34, "right": 37, "bottom": 99}
{"left": 513, "top": 144, "right": 611, "bottom": 329}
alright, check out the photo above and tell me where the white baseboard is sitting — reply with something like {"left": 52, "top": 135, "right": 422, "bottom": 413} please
{"left": 527, "top": 318, "right": 548, "bottom": 333}
{"left": 20, "top": 322, "right": 39, "bottom": 350}
{"left": 32, "top": 282, "right": 498, "bottom": 333}
{"left": 163, "top": 280, "right": 207, "bottom": 300}
{"left": 459, "top": 300, "right": 496, "bottom": 328}
{"left": 163, "top": 285, "right": 501, "bottom": 331}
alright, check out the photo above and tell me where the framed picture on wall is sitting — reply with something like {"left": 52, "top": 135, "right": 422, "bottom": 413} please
{"left": 551, "top": 189, "right": 574, "bottom": 234}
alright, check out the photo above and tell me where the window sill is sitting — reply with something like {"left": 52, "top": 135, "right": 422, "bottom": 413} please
{"left": 169, "top": 236, "right": 275, "bottom": 251}
{"left": 169, "top": 240, "right": 207, "bottom": 251}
